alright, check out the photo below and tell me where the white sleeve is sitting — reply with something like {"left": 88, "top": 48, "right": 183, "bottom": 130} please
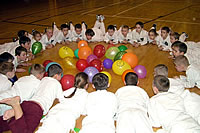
{"left": 140, "top": 36, "right": 148, "bottom": 45}
{"left": 182, "top": 69, "right": 197, "bottom": 88}
{"left": 131, "top": 31, "right": 137, "bottom": 43}
{"left": 104, "top": 33, "right": 110, "bottom": 43}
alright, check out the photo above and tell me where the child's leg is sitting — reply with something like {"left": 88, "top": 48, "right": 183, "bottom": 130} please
{"left": 93, "top": 20, "right": 101, "bottom": 29}
{"left": 82, "top": 22, "right": 86, "bottom": 31}
{"left": 99, "top": 21, "right": 105, "bottom": 35}
{"left": 179, "top": 33, "right": 188, "bottom": 42}
{"left": 70, "top": 23, "right": 75, "bottom": 31}
{"left": 53, "top": 23, "right": 59, "bottom": 36}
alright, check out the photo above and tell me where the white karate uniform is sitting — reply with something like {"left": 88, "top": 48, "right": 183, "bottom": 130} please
{"left": 132, "top": 29, "right": 148, "bottom": 45}
{"left": 148, "top": 92, "right": 200, "bottom": 133}
{"left": 0, "top": 75, "right": 41, "bottom": 116}
{"left": 147, "top": 36, "right": 159, "bottom": 44}
{"left": 40, "top": 34, "right": 57, "bottom": 50}
{"left": 179, "top": 64, "right": 200, "bottom": 89}
{"left": 55, "top": 30, "right": 72, "bottom": 43}
{"left": 157, "top": 35, "right": 171, "bottom": 51}
{"left": 104, "top": 31, "right": 118, "bottom": 44}
{"left": 115, "top": 86, "right": 153, "bottom": 133}
{"left": 168, "top": 78, "right": 185, "bottom": 96}
{"left": 36, "top": 87, "right": 88, "bottom": 133}
{"left": 80, "top": 90, "right": 117, "bottom": 133}
{"left": 12, "top": 56, "right": 19, "bottom": 70}
{"left": 0, "top": 41, "right": 19, "bottom": 55}
{"left": 0, "top": 74, "right": 12, "bottom": 93}
{"left": 70, "top": 23, "right": 86, "bottom": 41}
{"left": 30, "top": 77, "right": 64, "bottom": 115}
{"left": 118, "top": 32, "right": 133, "bottom": 44}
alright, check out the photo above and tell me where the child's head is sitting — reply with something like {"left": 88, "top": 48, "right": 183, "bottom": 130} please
{"left": 92, "top": 73, "right": 109, "bottom": 90}
{"left": 85, "top": 29, "right": 95, "bottom": 40}
{"left": 170, "top": 32, "right": 180, "bottom": 44}
{"left": 60, "top": 24, "right": 70, "bottom": 36}
{"left": 45, "top": 27, "right": 53, "bottom": 38}
{"left": 148, "top": 29, "right": 158, "bottom": 40}
{"left": 15, "top": 46, "right": 27, "bottom": 62}
{"left": 74, "top": 72, "right": 89, "bottom": 89}
{"left": 17, "top": 30, "right": 28, "bottom": 38}
{"left": 161, "top": 26, "right": 170, "bottom": 39}
{"left": 121, "top": 25, "right": 129, "bottom": 36}
{"left": 107, "top": 25, "right": 115, "bottom": 36}
{"left": 153, "top": 64, "right": 168, "bottom": 77}
{"left": 174, "top": 55, "right": 189, "bottom": 72}
{"left": 33, "top": 31, "right": 42, "bottom": 41}
{"left": 19, "top": 36, "right": 31, "bottom": 51}
{"left": 29, "top": 64, "right": 45, "bottom": 80}
{"left": 0, "top": 52, "right": 14, "bottom": 63}
{"left": 124, "top": 72, "right": 138, "bottom": 86}
{"left": 153, "top": 75, "right": 169, "bottom": 94}
{"left": 75, "top": 24, "right": 82, "bottom": 35}
{"left": 135, "top": 21, "right": 144, "bottom": 33}
{"left": 171, "top": 41, "right": 187, "bottom": 58}
{"left": 47, "top": 64, "right": 63, "bottom": 81}
{"left": 0, "top": 62, "right": 15, "bottom": 79}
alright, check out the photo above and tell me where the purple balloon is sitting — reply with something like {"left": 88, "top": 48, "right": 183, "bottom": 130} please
{"left": 87, "top": 54, "right": 98, "bottom": 64}
{"left": 84, "top": 67, "right": 99, "bottom": 83}
{"left": 103, "top": 59, "right": 113, "bottom": 69}
{"left": 134, "top": 65, "right": 147, "bottom": 79}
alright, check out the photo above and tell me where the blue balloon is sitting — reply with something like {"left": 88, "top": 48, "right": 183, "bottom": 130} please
{"left": 103, "top": 59, "right": 113, "bottom": 69}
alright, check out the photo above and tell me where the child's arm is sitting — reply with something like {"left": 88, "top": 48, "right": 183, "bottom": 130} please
{"left": 180, "top": 70, "right": 197, "bottom": 88}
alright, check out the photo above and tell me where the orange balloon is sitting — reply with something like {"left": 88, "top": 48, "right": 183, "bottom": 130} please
{"left": 78, "top": 46, "right": 92, "bottom": 59}
{"left": 122, "top": 53, "right": 138, "bottom": 68}
{"left": 122, "top": 69, "right": 135, "bottom": 83}
{"left": 78, "top": 40, "right": 88, "bottom": 49}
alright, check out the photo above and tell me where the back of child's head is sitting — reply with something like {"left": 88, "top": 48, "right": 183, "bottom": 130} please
{"left": 170, "top": 32, "right": 180, "bottom": 40}
{"left": 47, "top": 64, "right": 63, "bottom": 77}
{"left": 85, "top": 29, "right": 95, "bottom": 36}
{"left": 153, "top": 75, "right": 169, "bottom": 92}
{"left": 30, "top": 64, "right": 45, "bottom": 76}
{"left": 33, "top": 30, "right": 41, "bottom": 37}
{"left": 15, "top": 46, "right": 27, "bottom": 56}
{"left": 149, "top": 29, "right": 158, "bottom": 36}
{"left": 74, "top": 72, "right": 88, "bottom": 89}
{"left": 125, "top": 72, "right": 138, "bottom": 86}
{"left": 161, "top": 26, "right": 170, "bottom": 33}
{"left": 107, "top": 25, "right": 115, "bottom": 31}
{"left": 174, "top": 55, "right": 189, "bottom": 67}
{"left": 122, "top": 25, "right": 129, "bottom": 30}
{"left": 135, "top": 21, "right": 144, "bottom": 28}
{"left": 19, "top": 36, "right": 31, "bottom": 46}
{"left": 17, "top": 30, "right": 28, "bottom": 38}
{"left": 92, "top": 73, "right": 108, "bottom": 90}
{"left": 75, "top": 24, "right": 82, "bottom": 29}
{"left": 0, "top": 62, "right": 14, "bottom": 75}
{"left": 60, "top": 24, "right": 69, "bottom": 30}
{"left": 154, "top": 64, "right": 168, "bottom": 77}
{"left": 0, "top": 52, "right": 14, "bottom": 63}
{"left": 171, "top": 41, "right": 187, "bottom": 54}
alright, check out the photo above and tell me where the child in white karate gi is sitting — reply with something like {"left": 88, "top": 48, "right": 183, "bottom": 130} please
{"left": 36, "top": 72, "right": 89, "bottom": 133}
{"left": 147, "top": 29, "right": 159, "bottom": 45}
{"left": 70, "top": 22, "right": 86, "bottom": 42}
{"left": 115, "top": 72, "right": 153, "bottom": 133}
{"left": 104, "top": 25, "right": 118, "bottom": 44}
{"left": 157, "top": 26, "right": 171, "bottom": 51}
{"left": 118, "top": 25, "right": 133, "bottom": 44}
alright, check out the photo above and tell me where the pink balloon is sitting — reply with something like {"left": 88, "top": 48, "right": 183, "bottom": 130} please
{"left": 87, "top": 54, "right": 98, "bottom": 64}
{"left": 133, "top": 65, "right": 147, "bottom": 79}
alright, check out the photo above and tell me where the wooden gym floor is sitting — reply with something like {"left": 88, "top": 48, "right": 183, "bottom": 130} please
{"left": 1, "top": 0, "right": 200, "bottom": 132}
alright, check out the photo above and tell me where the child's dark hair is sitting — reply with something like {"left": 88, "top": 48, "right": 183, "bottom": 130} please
{"left": 15, "top": 46, "right": 27, "bottom": 56}
{"left": 19, "top": 36, "right": 31, "bottom": 46}
{"left": 161, "top": 26, "right": 170, "bottom": 33}
{"left": 65, "top": 72, "right": 88, "bottom": 98}
{"left": 153, "top": 75, "right": 169, "bottom": 92}
{"left": 17, "top": 30, "right": 28, "bottom": 38}
{"left": 107, "top": 25, "right": 115, "bottom": 31}
{"left": 47, "top": 64, "right": 63, "bottom": 77}
{"left": 92, "top": 73, "right": 108, "bottom": 90}
{"left": 0, "top": 52, "right": 14, "bottom": 63}
{"left": 149, "top": 29, "right": 158, "bottom": 36}
{"left": 30, "top": 64, "right": 45, "bottom": 76}
{"left": 33, "top": 31, "right": 41, "bottom": 37}
{"left": 170, "top": 32, "right": 180, "bottom": 40}
{"left": 60, "top": 24, "right": 70, "bottom": 30}
{"left": 0, "top": 62, "right": 14, "bottom": 75}
{"left": 85, "top": 29, "right": 95, "bottom": 37}
{"left": 125, "top": 72, "right": 138, "bottom": 86}
{"left": 75, "top": 24, "right": 82, "bottom": 29}
{"left": 135, "top": 21, "right": 144, "bottom": 28}
{"left": 171, "top": 41, "right": 187, "bottom": 54}
{"left": 122, "top": 25, "right": 129, "bottom": 30}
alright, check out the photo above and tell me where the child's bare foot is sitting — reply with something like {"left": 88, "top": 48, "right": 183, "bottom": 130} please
{"left": 0, "top": 96, "right": 20, "bottom": 107}
{"left": 3, "top": 109, "right": 14, "bottom": 120}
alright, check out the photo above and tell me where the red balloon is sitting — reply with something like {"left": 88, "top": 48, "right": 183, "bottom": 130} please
{"left": 43, "top": 60, "right": 53, "bottom": 68}
{"left": 89, "top": 59, "right": 103, "bottom": 72}
{"left": 93, "top": 44, "right": 106, "bottom": 58}
{"left": 60, "top": 75, "right": 75, "bottom": 91}
{"left": 76, "top": 59, "right": 89, "bottom": 72}
{"left": 44, "top": 72, "right": 48, "bottom": 77}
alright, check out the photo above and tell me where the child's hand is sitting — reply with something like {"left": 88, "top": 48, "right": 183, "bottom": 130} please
{"left": 174, "top": 76, "right": 179, "bottom": 79}
{"left": 158, "top": 47, "right": 163, "bottom": 50}
{"left": 65, "top": 40, "right": 70, "bottom": 45}
{"left": 16, "top": 68, "right": 26, "bottom": 73}
{"left": 168, "top": 55, "right": 175, "bottom": 59}
{"left": 152, "top": 40, "right": 157, "bottom": 45}
{"left": 122, "top": 40, "right": 127, "bottom": 44}
{"left": 134, "top": 43, "right": 140, "bottom": 47}
{"left": 109, "top": 40, "right": 113, "bottom": 44}
{"left": 46, "top": 44, "right": 53, "bottom": 49}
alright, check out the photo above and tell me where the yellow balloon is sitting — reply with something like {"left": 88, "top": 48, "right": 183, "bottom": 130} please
{"left": 112, "top": 60, "right": 131, "bottom": 75}
{"left": 63, "top": 57, "right": 77, "bottom": 69}
{"left": 101, "top": 71, "right": 112, "bottom": 84}
{"left": 59, "top": 46, "right": 74, "bottom": 58}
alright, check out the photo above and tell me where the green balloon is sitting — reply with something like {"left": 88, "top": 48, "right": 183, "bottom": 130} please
{"left": 114, "top": 51, "right": 127, "bottom": 61}
{"left": 105, "top": 47, "right": 120, "bottom": 60}
{"left": 32, "top": 42, "right": 42, "bottom": 55}
{"left": 118, "top": 45, "right": 128, "bottom": 52}
{"left": 74, "top": 49, "right": 79, "bottom": 58}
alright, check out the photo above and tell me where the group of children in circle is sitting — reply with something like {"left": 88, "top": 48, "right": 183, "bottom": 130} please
{"left": 0, "top": 14, "right": 200, "bottom": 132}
